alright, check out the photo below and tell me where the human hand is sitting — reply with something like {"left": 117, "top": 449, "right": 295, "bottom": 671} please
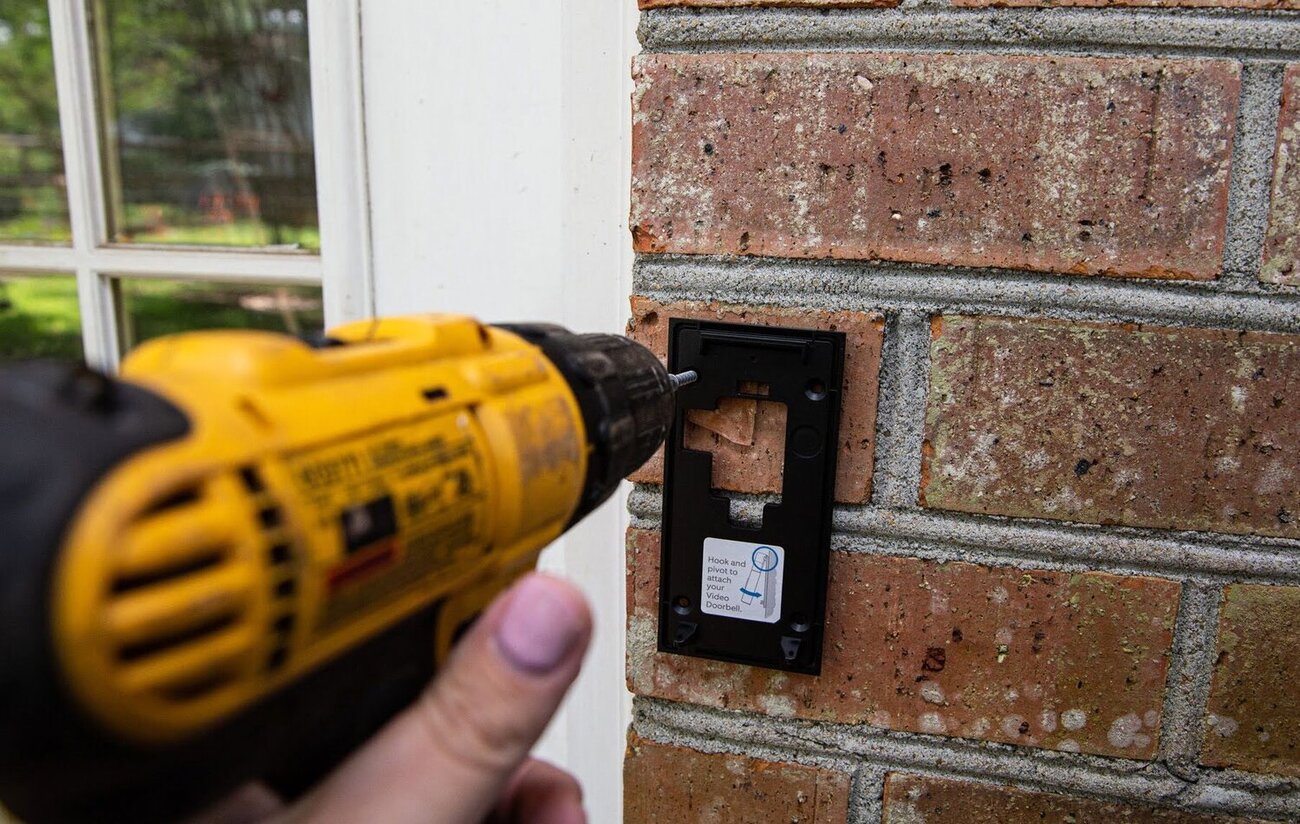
{"left": 196, "top": 574, "right": 593, "bottom": 824}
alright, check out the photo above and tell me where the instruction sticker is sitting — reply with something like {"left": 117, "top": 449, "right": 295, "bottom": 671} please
{"left": 700, "top": 538, "right": 784, "bottom": 623}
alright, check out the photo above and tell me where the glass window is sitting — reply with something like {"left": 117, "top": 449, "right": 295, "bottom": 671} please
{"left": 94, "top": 0, "right": 318, "bottom": 250}
{"left": 0, "top": 274, "right": 83, "bottom": 359}
{"left": 116, "top": 277, "right": 322, "bottom": 352}
{"left": 0, "top": 1, "right": 71, "bottom": 243}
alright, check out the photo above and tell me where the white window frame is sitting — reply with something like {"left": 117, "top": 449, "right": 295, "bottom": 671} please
{"left": 0, "top": 0, "right": 373, "bottom": 371}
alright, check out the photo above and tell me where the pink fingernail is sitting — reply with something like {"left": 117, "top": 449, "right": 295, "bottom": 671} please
{"left": 495, "top": 576, "right": 584, "bottom": 674}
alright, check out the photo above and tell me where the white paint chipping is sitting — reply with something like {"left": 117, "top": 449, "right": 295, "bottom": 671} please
{"left": 921, "top": 682, "right": 946, "bottom": 705}
{"left": 1039, "top": 710, "right": 1059, "bottom": 733}
{"left": 757, "top": 694, "right": 798, "bottom": 718}
{"left": 1108, "top": 713, "right": 1146, "bottom": 749}
{"left": 919, "top": 712, "right": 948, "bottom": 734}
{"left": 1001, "top": 715, "right": 1028, "bottom": 737}
{"left": 1208, "top": 714, "right": 1240, "bottom": 738}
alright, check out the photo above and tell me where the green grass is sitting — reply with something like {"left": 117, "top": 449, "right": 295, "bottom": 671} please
{"left": 0, "top": 203, "right": 319, "bottom": 249}
{"left": 0, "top": 276, "right": 83, "bottom": 359}
{"left": 118, "top": 204, "right": 319, "bottom": 250}
{"left": 119, "top": 280, "right": 323, "bottom": 346}
{"left": 0, "top": 213, "right": 72, "bottom": 242}
{"left": 0, "top": 276, "right": 323, "bottom": 362}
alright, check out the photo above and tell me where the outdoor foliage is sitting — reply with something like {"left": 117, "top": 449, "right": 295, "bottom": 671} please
{"left": 0, "top": 0, "right": 322, "bottom": 360}
{"left": 0, "top": 275, "right": 322, "bottom": 361}
{"left": 101, "top": 0, "right": 318, "bottom": 248}
{"left": 0, "top": 0, "right": 69, "bottom": 240}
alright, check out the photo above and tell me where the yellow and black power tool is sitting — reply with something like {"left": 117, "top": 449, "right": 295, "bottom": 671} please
{"left": 0, "top": 315, "right": 694, "bottom": 823}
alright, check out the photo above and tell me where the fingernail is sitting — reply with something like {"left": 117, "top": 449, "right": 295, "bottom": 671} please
{"left": 495, "top": 576, "right": 585, "bottom": 674}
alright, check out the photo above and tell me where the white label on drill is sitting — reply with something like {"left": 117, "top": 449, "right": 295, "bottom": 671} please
{"left": 700, "top": 538, "right": 784, "bottom": 624}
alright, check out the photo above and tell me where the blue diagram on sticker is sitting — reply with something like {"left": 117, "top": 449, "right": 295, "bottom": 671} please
{"left": 740, "top": 546, "right": 780, "bottom": 618}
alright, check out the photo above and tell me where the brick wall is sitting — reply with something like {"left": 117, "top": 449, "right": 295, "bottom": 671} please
{"left": 624, "top": 2, "right": 1300, "bottom": 821}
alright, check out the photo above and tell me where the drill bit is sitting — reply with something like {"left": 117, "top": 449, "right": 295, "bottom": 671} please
{"left": 668, "top": 370, "right": 699, "bottom": 392}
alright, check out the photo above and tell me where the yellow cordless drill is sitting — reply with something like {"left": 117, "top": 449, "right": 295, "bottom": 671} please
{"left": 0, "top": 314, "right": 694, "bottom": 823}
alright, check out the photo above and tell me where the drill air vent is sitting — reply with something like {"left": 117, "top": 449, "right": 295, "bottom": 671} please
{"left": 99, "top": 478, "right": 264, "bottom": 708}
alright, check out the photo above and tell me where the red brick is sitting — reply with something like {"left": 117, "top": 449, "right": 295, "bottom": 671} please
{"left": 624, "top": 733, "right": 851, "bottom": 824}
{"left": 923, "top": 316, "right": 1300, "bottom": 538}
{"left": 631, "top": 53, "right": 1239, "bottom": 279}
{"left": 1263, "top": 65, "right": 1300, "bottom": 286}
{"left": 626, "top": 297, "right": 883, "bottom": 503}
{"left": 628, "top": 529, "right": 1179, "bottom": 759}
{"left": 882, "top": 774, "right": 1268, "bottom": 823}
{"left": 1203, "top": 584, "right": 1300, "bottom": 777}
{"left": 642, "top": 0, "right": 889, "bottom": 6}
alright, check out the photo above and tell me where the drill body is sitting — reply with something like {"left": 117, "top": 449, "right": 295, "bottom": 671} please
{"left": 0, "top": 315, "right": 676, "bottom": 822}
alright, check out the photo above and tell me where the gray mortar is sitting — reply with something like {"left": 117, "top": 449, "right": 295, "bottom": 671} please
{"left": 630, "top": 702, "right": 871, "bottom": 778}
{"left": 635, "top": 257, "right": 1300, "bottom": 332}
{"left": 867, "top": 312, "right": 930, "bottom": 510}
{"left": 711, "top": 492, "right": 781, "bottom": 530}
{"left": 639, "top": 7, "right": 1300, "bottom": 61}
{"left": 629, "top": 486, "right": 1300, "bottom": 583}
{"left": 1223, "top": 63, "right": 1287, "bottom": 288}
{"left": 849, "top": 767, "right": 887, "bottom": 824}
{"left": 633, "top": 698, "right": 1300, "bottom": 820}
{"left": 1159, "top": 583, "right": 1222, "bottom": 777}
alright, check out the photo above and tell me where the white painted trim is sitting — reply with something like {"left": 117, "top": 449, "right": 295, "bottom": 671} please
{"left": 0, "top": 245, "right": 321, "bottom": 283}
{"left": 0, "top": 245, "right": 76, "bottom": 273}
{"left": 48, "top": 0, "right": 118, "bottom": 368}
{"left": 47, "top": 0, "right": 108, "bottom": 248}
{"left": 308, "top": 0, "right": 375, "bottom": 324}
{"left": 549, "top": 2, "right": 640, "bottom": 821}
{"left": 358, "top": 2, "right": 637, "bottom": 819}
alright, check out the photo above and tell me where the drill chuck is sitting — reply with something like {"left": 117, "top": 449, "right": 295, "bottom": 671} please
{"left": 494, "top": 324, "right": 677, "bottom": 524}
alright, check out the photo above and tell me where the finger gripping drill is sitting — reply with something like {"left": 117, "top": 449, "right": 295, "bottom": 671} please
{"left": 0, "top": 315, "right": 696, "bottom": 822}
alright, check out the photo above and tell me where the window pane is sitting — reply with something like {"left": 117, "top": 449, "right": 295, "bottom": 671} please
{"left": 0, "top": 274, "right": 83, "bottom": 359}
{"left": 117, "top": 278, "right": 322, "bottom": 351}
{"left": 0, "top": 2, "right": 71, "bottom": 243}
{"left": 96, "top": 1, "right": 317, "bottom": 250}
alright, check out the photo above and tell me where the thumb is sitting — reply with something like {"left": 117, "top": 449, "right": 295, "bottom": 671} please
{"left": 284, "top": 574, "right": 592, "bottom": 824}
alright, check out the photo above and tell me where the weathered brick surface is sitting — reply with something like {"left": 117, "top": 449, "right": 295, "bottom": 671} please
{"left": 1262, "top": 65, "right": 1300, "bottom": 286}
{"left": 1202, "top": 584, "right": 1300, "bottom": 777}
{"left": 626, "top": 297, "right": 884, "bottom": 503}
{"left": 628, "top": 529, "right": 1179, "bottom": 759}
{"left": 624, "top": 733, "right": 852, "bottom": 823}
{"left": 923, "top": 316, "right": 1300, "bottom": 539}
{"left": 882, "top": 774, "right": 1268, "bottom": 823}
{"left": 642, "top": 0, "right": 889, "bottom": 7}
{"left": 631, "top": 53, "right": 1239, "bottom": 279}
